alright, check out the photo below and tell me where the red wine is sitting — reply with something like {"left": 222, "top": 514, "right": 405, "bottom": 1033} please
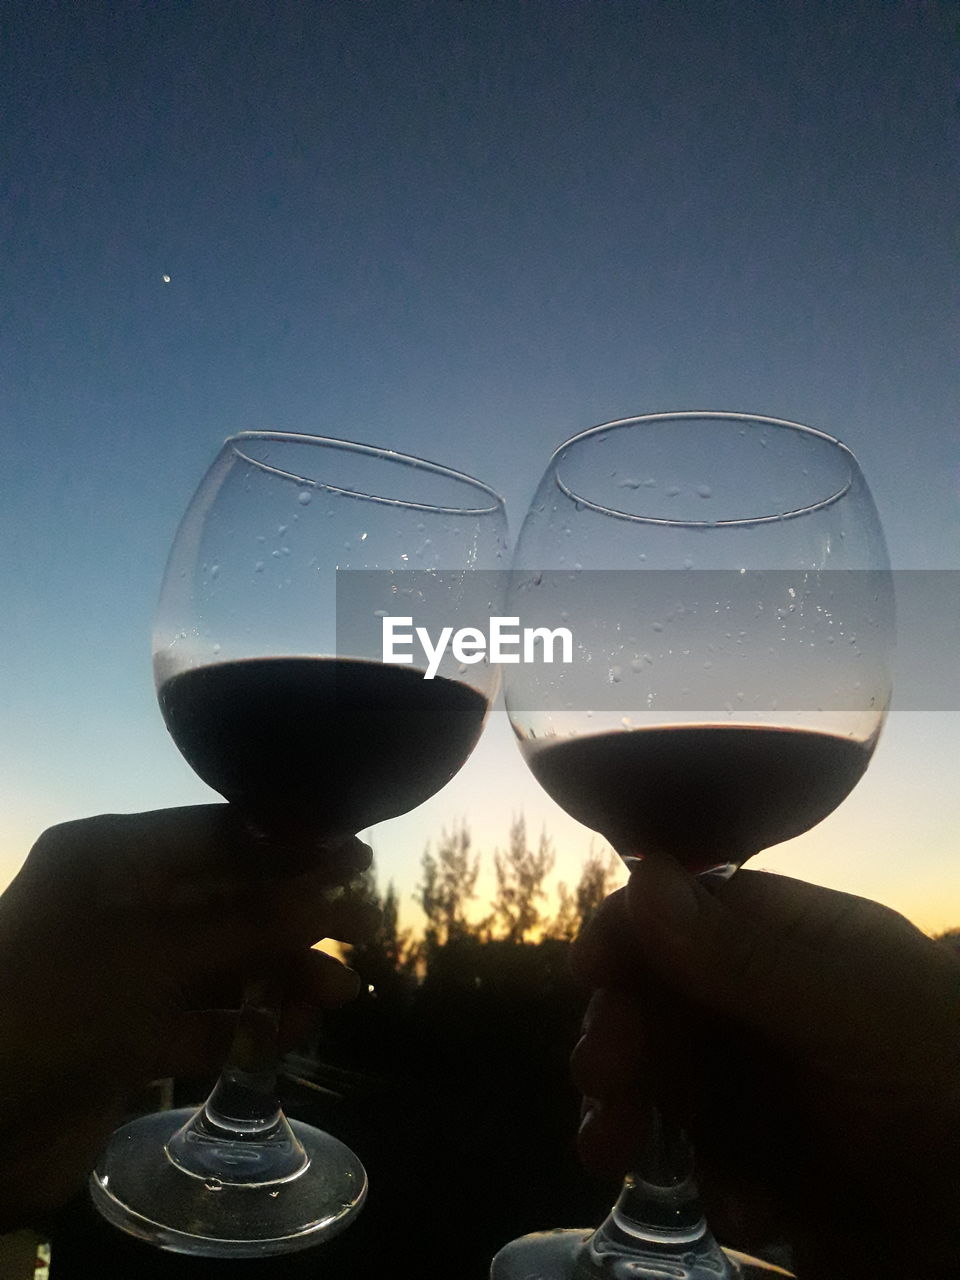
{"left": 159, "top": 657, "right": 489, "bottom": 835}
{"left": 524, "top": 725, "right": 872, "bottom": 872}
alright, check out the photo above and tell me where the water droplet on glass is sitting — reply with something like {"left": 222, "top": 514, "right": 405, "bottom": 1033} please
{"left": 254, "top": 560, "right": 264, "bottom": 572}
{"left": 666, "top": 485, "right": 681, "bottom": 497}
{"left": 374, "top": 609, "right": 388, "bottom": 618}
{"left": 204, "top": 1179, "right": 223, "bottom": 1193}
{"left": 621, "top": 716, "right": 632, "bottom": 728}
{"left": 212, "top": 643, "right": 221, "bottom": 655}
{"left": 608, "top": 666, "right": 622, "bottom": 684}
{"left": 210, "top": 564, "right": 220, "bottom": 579}
{"left": 272, "top": 549, "right": 281, "bottom": 558}
{"left": 683, "top": 557, "right": 693, "bottom": 569}
{"left": 297, "top": 490, "right": 312, "bottom": 506}
{"left": 278, "top": 525, "right": 287, "bottom": 536}
{"left": 618, "top": 477, "right": 642, "bottom": 489}
{"left": 697, "top": 485, "right": 712, "bottom": 499}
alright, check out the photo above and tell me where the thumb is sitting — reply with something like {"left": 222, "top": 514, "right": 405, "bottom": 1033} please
{"left": 625, "top": 856, "right": 850, "bottom": 1051}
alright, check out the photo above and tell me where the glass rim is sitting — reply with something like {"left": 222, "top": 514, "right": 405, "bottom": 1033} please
{"left": 227, "top": 430, "right": 505, "bottom": 516}
{"left": 551, "top": 411, "right": 856, "bottom": 527}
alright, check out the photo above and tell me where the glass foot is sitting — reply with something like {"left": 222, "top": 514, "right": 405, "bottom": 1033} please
{"left": 490, "top": 1228, "right": 795, "bottom": 1280}
{"left": 89, "top": 1107, "right": 367, "bottom": 1258}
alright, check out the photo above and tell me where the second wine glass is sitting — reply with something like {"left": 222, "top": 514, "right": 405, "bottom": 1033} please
{"left": 494, "top": 412, "right": 893, "bottom": 1280}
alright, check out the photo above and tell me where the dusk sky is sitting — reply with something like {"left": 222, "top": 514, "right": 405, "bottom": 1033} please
{"left": 2, "top": 1, "right": 957, "bottom": 933}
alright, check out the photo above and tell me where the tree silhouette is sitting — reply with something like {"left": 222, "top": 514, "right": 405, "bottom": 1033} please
{"left": 415, "top": 821, "right": 479, "bottom": 957}
{"left": 489, "top": 815, "right": 555, "bottom": 943}
{"left": 348, "top": 874, "right": 417, "bottom": 976}
{"left": 341, "top": 859, "right": 417, "bottom": 1005}
{"left": 549, "top": 843, "right": 622, "bottom": 940}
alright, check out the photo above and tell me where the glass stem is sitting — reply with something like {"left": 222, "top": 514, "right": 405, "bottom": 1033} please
{"left": 580, "top": 862, "right": 742, "bottom": 1277}
{"left": 614, "top": 1107, "right": 706, "bottom": 1236}
{"left": 164, "top": 972, "right": 310, "bottom": 1184}
{"left": 203, "top": 974, "right": 285, "bottom": 1132}
{"left": 581, "top": 1109, "right": 737, "bottom": 1278}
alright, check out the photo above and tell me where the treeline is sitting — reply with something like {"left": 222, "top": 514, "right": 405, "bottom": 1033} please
{"left": 345, "top": 814, "right": 622, "bottom": 989}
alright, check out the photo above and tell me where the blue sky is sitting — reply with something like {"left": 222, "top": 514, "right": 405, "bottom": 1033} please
{"left": 2, "top": 0, "right": 958, "bottom": 931}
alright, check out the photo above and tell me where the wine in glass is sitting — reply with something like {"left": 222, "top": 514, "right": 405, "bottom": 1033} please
{"left": 493, "top": 412, "right": 893, "bottom": 1279}
{"left": 89, "top": 431, "right": 507, "bottom": 1256}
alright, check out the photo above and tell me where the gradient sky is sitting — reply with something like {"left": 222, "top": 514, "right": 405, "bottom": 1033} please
{"left": 2, "top": 0, "right": 958, "bottom": 933}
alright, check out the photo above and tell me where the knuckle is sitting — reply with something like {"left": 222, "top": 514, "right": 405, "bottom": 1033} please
{"left": 569, "top": 1035, "right": 594, "bottom": 1090}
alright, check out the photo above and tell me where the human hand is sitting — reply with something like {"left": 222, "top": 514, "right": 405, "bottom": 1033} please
{"left": 0, "top": 806, "right": 380, "bottom": 1225}
{"left": 571, "top": 856, "right": 960, "bottom": 1280}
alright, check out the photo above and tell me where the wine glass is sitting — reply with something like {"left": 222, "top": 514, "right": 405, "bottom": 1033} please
{"left": 493, "top": 412, "right": 893, "bottom": 1280}
{"left": 89, "top": 431, "right": 507, "bottom": 1256}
